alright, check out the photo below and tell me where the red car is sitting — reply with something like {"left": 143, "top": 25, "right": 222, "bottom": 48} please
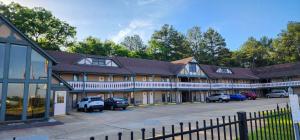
{"left": 241, "top": 92, "right": 257, "bottom": 100}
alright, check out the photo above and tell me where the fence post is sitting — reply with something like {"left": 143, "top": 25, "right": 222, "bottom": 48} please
{"left": 237, "top": 112, "right": 248, "bottom": 140}
{"left": 90, "top": 137, "right": 95, "bottom": 140}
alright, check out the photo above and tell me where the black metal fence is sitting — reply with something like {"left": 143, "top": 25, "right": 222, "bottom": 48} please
{"left": 90, "top": 104, "right": 299, "bottom": 140}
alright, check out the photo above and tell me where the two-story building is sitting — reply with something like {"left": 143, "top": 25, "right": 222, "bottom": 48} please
{"left": 1, "top": 15, "right": 300, "bottom": 124}
{"left": 46, "top": 50, "right": 300, "bottom": 113}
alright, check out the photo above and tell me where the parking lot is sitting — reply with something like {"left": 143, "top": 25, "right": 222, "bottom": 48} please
{"left": 1, "top": 98, "right": 289, "bottom": 140}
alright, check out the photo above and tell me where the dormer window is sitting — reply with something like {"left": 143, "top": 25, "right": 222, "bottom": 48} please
{"left": 216, "top": 68, "right": 232, "bottom": 74}
{"left": 91, "top": 58, "right": 105, "bottom": 66}
{"left": 189, "top": 63, "right": 197, "bottom": 72}
{"left": 77, "top": 57, "right": 118, "bottom": 67}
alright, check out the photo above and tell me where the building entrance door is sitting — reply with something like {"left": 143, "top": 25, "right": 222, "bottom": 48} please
{"left": 54, "top": 91, "right": 67, "bottom": 115}
{"left": 149, "top": 92, "right": 154, "bottom": 104}
{"left": 182, "top": 91, "right": 191, "bottom": 102}
{"left": 142, "top": 92, "right": 148, "bottom": 104}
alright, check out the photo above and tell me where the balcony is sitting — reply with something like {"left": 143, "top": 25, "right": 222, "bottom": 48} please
{"left": 67, "top": 81, "right": 300, "bottom": 91}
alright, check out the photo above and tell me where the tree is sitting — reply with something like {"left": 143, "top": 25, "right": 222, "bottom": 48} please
{"left": 148, "top": 24, "right": 191, "bottom": 61}
{"left": 202, "top": 28, "right": 229, "bottom": 65}
{"left": 271, "top": 22, "right": 300, "bottom": 63}
{"left": 69, "top": 36, "right": 113, "bottom": 56}
{"left": 234, "top": 37, "right": 271, "bottom": 68}
{"left": 121, "top": 34, "right": 146, "bottom": 51}
{"left": 186, "top": 26, "right": 207, "bottom": 63}
{"left": 0, "top": 2, "right": 76, "bottom": 50}
{"left": 68, "top": 36, "right": 131, "bottom": 57}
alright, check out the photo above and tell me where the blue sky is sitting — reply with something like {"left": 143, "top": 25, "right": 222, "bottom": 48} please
{"left": 3, "top": 0, "right": 300, "bottom": 50}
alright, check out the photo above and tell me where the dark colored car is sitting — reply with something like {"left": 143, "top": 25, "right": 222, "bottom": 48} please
{"left": 104, "top": 97, "right": 129, "bottom": 110}
{"left": 230, "top": 93, "right": 246, "bottom": 101}
{"left": 241, "top": 92, "right": 257, "bottom": 100}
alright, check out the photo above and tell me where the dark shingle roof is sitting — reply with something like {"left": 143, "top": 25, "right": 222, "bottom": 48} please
{"left": 200, "top": 65, "right": 260, "bottom": 80}
{"left": 251, "top": 62, "right": 300, "bottom": 79}
{"left": 47, "top": 51, "right": 132, "bottom": 75}
{"left": 47, "top": 51, "right": 300, "bottom": 79}
{"left": 114, "top": 56, "right": 180, "bottom": 76}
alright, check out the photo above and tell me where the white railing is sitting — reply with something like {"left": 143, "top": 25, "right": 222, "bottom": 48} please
{"left": 176, "top": 82, "right": 211, "bottom": 89}
{"left": 134, "top": 82, "right": 175, "bottom": 89}
{"left": 68, "top": 81, "right": 134, "bottom": 90}
{"left": 67, "top": 80, "right": 300, "bottom": 91}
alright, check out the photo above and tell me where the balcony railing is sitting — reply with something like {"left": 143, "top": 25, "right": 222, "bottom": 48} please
{"left": 67, "top": 80, "right": 300, "bottom": 91}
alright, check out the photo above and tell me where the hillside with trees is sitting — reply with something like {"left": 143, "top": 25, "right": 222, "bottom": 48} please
{"left": 1, "top": 2, "right": 299, "bottom": 68}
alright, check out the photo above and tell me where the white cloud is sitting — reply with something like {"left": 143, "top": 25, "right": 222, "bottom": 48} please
{"left": 112, "top": 19, "right": 156, "bottom": 43}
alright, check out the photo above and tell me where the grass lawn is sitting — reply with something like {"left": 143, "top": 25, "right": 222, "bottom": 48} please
{"left": 247, "top": 110, "right": 299, "bottom": 140}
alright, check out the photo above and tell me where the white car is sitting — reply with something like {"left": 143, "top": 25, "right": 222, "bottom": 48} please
{"left": 77, "top": 96, "right": 104, "bottom": 112}
{"left": 266, "top": 90, "right": 289, "bottom": 98}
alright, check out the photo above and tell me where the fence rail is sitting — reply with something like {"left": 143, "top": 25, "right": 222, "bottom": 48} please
{"left": 89, "top": 104, "right": 299, "bottom": 140}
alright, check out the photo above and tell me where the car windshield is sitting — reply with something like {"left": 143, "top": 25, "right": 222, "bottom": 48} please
{"left": 91, "top": 97, "right": 102, "bottom": 101}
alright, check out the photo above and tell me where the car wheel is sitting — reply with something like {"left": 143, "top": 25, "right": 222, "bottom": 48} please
{"left": 123, "top": 107, "right": 127, "bottom": 110}
{"left": 99, "top": 109, "right": 103, "bottom": 112}
{"left": 84, "top": 106, "right": 88, "bottom": 112}
{"left": 280, "top": 95, "right": 284, "bottom": 98}
{"left": 110, "top": 106, "right": 114, "bottom": 110}
{"left": 267, "top": 95, "right": 270, "bottom": 98}
{"left": 206, "top": 99, "right": 210, "bottom": 103}
{"left": 218, "top": 98, "right": 223, "bottom": 103}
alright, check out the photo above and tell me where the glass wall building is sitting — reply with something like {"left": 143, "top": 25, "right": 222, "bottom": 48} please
{"left": 0, "top": 15, "right": 56, "bottom": 122}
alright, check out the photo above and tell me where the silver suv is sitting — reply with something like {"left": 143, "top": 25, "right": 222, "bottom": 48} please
{"left": 266, "top": 90, "right": 288, "bottom": 98}
{"left": 206, "top": 93, "right": 230, "bottom": 102}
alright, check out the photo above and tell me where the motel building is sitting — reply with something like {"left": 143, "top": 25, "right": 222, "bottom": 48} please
{"left": 1, "top": 15, "right": 300, "bottom": 123}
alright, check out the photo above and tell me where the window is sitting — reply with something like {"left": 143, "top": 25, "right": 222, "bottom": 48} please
{"left": 31, "top": 50, "right": 48, "bottom": 80}
{"left": 5, "top": 83, "right": 24, "bottom": 121}
{"left": 73, "top": 74, "right": 79, "bottom": 81}
{"left": 57, "top": 92, "right": 65, "bottom": 103}
{"left": 189, "top": 63, "right": 197, "bottom": 72}
{"left": 142, "top": 77, "right": 147, "bottom": 82}
{"left": 216, "top": 68, "right": 232, "bottom": 74}
{"left": 27, "top": 84, "right": 47, "bottom": 119}
{"left": 108, "top": 76, "right": 113, "bottom": 82}
{"left": 92, "top": 58, "right": 105, "bottom": 66}
{"left": 0, "top": 83, "right": 2, "bottom": 113}
{"left": 0, "top": 44, "right": 5, "bottom": 79}
{"left": 83, "top": 75, "right": 88, "bottom": 81}
{"left": 98, "top": 76, "right": 105, "bottom": 81}
{"left": 9, "top": 45, "right": 27, "bottom": 79}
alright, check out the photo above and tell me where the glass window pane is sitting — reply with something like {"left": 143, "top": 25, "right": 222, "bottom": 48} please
{"left": 31, "top": 50, "right": 48, "bottom": 80}
{"left": 9, "top": 45, "right": 27, "bottom": 79}
{"left": 0, "top": 83, "right": 2, "bottom": 113}
{"left": 49, "top": 90, "right": 54, "bottom": 116}
{"left": 27, "top": 84, "right": 47, "bottom": 119}
{"left": 5, "top": 83, "right": 24, "bottom": 121}
{"left": 0, "top": 44, "right": 5, "bottom": 79}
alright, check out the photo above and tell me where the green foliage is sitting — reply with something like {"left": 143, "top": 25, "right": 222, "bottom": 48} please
{"left": 233, "top": 37, "right": 272, "bottom": 68}
{"left": 0, "top": 2, "right": 76, "bottom": 50}
{"left": 147, "top": 24, "right": 192, "bottom": 61}
{"left": 271, "top": 22, "right": 300, "bottom": 64}
{"left": 121, "top": 34, "right": 146, "bottom": 51}
{"left": 186, "top": 27, "right": 231, "bottom": 66}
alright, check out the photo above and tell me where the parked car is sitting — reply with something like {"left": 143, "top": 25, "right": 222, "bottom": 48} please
{"left": 241, "top": 91, "right": 257, "bottom": 100}
{"left": 77, "top": 96, "right": 104, "bottom": 112}
{"left": 230, "top": 93, "right": 247, "bottom": 101}
{"left": 206, "top": 93, "right": 230, "bottom": 102}
{"left": 104, "top": 97, "right": 129, "bottom": 110}
{"left": 266, "top": 90, "right": 289, "bottom": 98}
